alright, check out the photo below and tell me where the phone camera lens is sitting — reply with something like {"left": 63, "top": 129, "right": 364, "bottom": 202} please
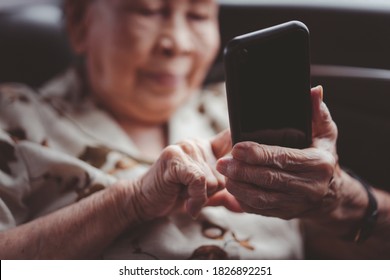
{"left": 238, "top": 48, "right": 248, "bottom": 62}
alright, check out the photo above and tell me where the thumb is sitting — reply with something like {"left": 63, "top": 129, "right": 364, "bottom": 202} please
{"left": 311, "top": 85, "right": 325, "bottom": 129}
{"left": 210, "top": 129, "right": 232, "bottom": 159}
{"left": 206, "top": 189, "right": 243, "bottom": 213}
{"left": 311, "top": 85, "right": 338, "bottom": 148}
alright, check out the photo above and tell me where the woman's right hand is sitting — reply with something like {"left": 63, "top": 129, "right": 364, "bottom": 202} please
{"left": 122, "top": 130, "right": 233, "bottom": 223}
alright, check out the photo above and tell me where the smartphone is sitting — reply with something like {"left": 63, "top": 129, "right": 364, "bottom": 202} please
{"left": 224, "top": 21, "right": 312, "bottom": 149}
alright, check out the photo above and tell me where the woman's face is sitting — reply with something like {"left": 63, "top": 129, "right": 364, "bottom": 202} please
{"left": 73, "top": 0, "right": 220, "bottom": 124}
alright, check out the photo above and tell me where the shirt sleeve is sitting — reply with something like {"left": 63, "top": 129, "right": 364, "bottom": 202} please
{"left": 0, "top": 84, "right": 116, "bottom": 231}
{"left": 0, "top": 129, "right": 30, "bottom": 231}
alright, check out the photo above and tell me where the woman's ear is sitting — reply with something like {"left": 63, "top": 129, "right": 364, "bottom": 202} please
{"left": 64, "top": 1, "right": 90, "bottom": 55}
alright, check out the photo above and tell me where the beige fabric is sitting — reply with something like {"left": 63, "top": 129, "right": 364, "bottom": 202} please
{"left": 0, "top": 69, "right": 303, "bottom": 259}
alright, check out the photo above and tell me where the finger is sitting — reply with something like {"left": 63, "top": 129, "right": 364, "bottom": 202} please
{"left": 218, "top": 155, "right": 334, "bottom": 203}
{"left": 206, "top": 189, "right": 243, "bottom": 213}
{"left": 183, "top": 138, "right": 226, "bottom": 191}
{"left": 218, "top": 157, "right": 283, "bottom": 188}
{"left": 225, "top": 179, "right": 285, "bottom": 209}
{"left": 210, "top": 129, "right": 232, "bottom": 159}
{"left": 178, "top": 140, "right": 219, "bottom": 189}
{"left": 230, "top": 142, "right": 306, "bottom": 170}
{"left": 225, "top": 179, "right": 315, "bottom": 219}
{"left": 163, "top": 146, "right": 208, "bottom": 218}
{"left": 311, "top": 85, "right": 323, "bottom": 125}
{"left": 220, "top": 142, "right": 333, "bottom": 174}
{"left": 310, "top": 86, "right": 338, "bottom": 149}
{"left": 200, "top": 161, "right": 222, "bottom": 196}
{"left": 183, "top": 166, "right": 207, "bottom": 219}
{"left": 206, "top": 160, "right": 226, "bottom": 192}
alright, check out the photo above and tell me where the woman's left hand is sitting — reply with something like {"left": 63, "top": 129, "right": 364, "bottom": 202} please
{"left": 216, "top": 86, "right": 342, "bottom": 219}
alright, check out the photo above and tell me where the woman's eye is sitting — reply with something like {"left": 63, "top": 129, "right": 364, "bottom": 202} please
{"left": 136, "top": 7, "right": 164, "bottom": 17}
{"left": 188, "top": 12, "right": 209, "bottom": 21}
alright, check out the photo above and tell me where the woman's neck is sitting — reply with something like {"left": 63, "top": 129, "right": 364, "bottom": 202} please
{"left": 117, "top": 119, "right": 168, "bottom": 160}
{"left": 91, "top": 92, "right": 169, "bottom": 160}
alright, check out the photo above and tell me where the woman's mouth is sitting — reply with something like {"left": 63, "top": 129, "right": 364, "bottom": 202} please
{"left": 140, "top": 71, "right": 186, "bottom": 90}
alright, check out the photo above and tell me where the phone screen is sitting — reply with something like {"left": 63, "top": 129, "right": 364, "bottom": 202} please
{"left": 226, "top": 24, "right": 311, "bottom": 148}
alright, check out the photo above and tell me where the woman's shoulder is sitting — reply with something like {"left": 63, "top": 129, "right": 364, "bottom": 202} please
{"left": 0, "top": 82, "right": 39, "bottom": 103}
{"left": 38, "top": 67, "right": 83, "bottom": 102}
{"left": 0, "top": 82, "right": 45, "bottom": 126}
{"left": 0, "top": 67, "right": 81, "bottom": 108}
{"left": 0, "top": 68, "right": 85, "bottom": 146}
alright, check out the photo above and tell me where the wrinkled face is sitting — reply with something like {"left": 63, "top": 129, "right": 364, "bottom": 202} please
{"left": 72, "top": 0, "right": 220, "bottom": 124}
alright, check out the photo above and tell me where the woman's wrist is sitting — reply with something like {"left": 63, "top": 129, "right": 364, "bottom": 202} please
{"left": 340, "top": 168, "right": 378, "bottom": 242}
{"left": 336, "top": 170, "right": 370, "bottom": 232}
{"left": 108, "top": 180, "right": 147, "bottom": 229}
{"left": 309, "top": 169, "right": 370, "bottom": 237}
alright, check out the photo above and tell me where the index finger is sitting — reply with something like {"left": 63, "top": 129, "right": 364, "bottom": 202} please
{"left": 210, "top": 129, "right": 232, "bottom": 159}
{"left": 231, "top": 141, "right": 334, "bottom": 171}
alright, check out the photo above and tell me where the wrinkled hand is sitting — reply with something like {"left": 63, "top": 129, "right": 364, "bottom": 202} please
{"left": 131, "top": 130, "right": 234, "bottom": 222}
{"left": 217, "top": 86, "right": 341, "bottom": 220}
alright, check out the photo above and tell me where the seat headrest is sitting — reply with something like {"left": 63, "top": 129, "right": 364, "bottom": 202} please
{"left": 0, "top": 2, "right": 72, "bottom": 87}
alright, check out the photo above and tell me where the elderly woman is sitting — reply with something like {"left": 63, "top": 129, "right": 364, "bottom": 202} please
{"left": 0, "top": 0, "right": 303, "bottom": 259}
{"left": 1, "top": 0, "right": 388, "bottom": 260}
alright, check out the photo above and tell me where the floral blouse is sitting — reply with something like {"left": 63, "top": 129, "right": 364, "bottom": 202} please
{"left": 0, "top": 69, "right": 303, "bottom": 259}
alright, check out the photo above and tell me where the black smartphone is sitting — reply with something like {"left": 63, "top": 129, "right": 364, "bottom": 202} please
{"left": 224, "top": 21, "right": 312, "bottom": 149}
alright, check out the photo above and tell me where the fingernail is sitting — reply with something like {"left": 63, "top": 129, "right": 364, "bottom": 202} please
{"left": 318, "top": 85, "right": 323, "bottom": 101}
{"left": 313, "top": 85, "right": 323, "bottom": 101}
{"left": 216, "top": 157, "right": 230, "bottom": 175}
{"left": 232, "top": 144, "right": 246, "bottom": 160}
{"left": 187, "top": 199, "right": 201, "bottom": 219}
{"left": 189, "top": 209, "right": 200, "bottom": 220}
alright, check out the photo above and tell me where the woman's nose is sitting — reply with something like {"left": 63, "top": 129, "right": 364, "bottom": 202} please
{"left": 156, "top": 16, "right": 194, "bottom": 57}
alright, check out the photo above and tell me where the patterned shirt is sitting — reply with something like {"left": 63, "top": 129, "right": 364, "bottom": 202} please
{"left": 0, "top": 69, "right": 303, "bottom": 259}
